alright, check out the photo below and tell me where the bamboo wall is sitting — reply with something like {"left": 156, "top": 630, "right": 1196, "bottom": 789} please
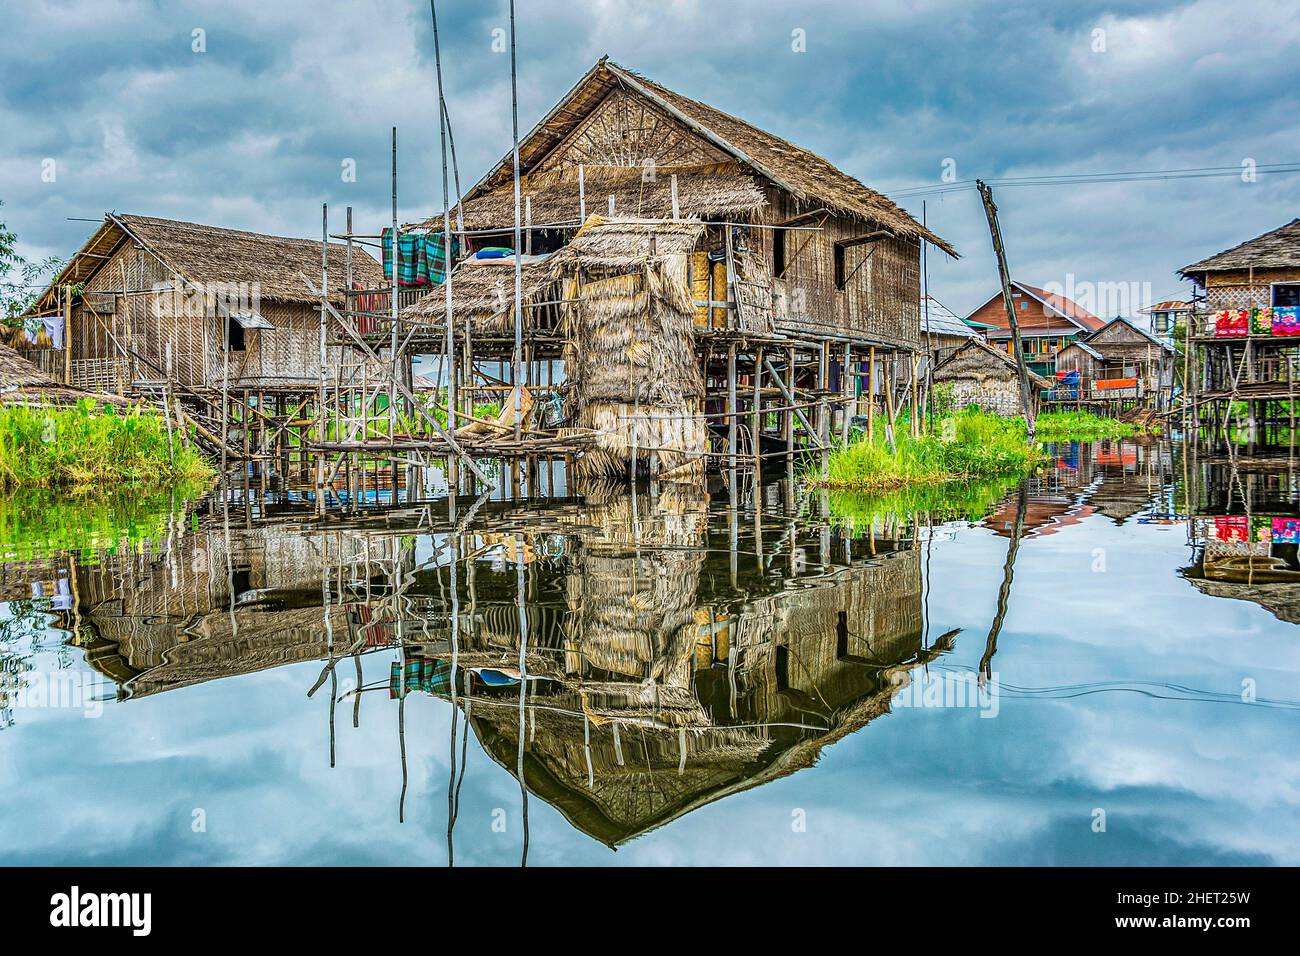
{"left": 754, "top": 188, "right": 922, "bottom": 349}
{"left": 29, "top": 232, "right": 368, "bottom": 393}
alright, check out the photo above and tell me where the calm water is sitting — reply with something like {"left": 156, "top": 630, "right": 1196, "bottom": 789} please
{"left": 0, "top": 441, "right": 1296, "bottom": 866}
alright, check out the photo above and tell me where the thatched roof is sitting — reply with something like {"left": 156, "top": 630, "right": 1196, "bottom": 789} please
{"left": 29, "top": 213, "right": 383, "bottom": 315}
{"left": 1181, "top": 218, "right": 1300, "bottom": 277}
{"left": 933, "top": 338, "right": 1053, "bottom": 389}
{"left": 456, "top": 58, "right": 956, "bottom": 257}
{"left": 399, "top": 258, "right": 559, "bottom": 335}
{"left": 417, "top": 162, "right": 765, "bottom": 231}
{"left": 0, "top": 342, "right": 125, "bottom": 406}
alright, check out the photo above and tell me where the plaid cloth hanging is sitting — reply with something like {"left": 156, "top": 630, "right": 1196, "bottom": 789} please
{"left": 423, "top": 231, "right": 456, "bottom": 285}
{"left": 382, "top": 229, "right": 459, "bottom": 286}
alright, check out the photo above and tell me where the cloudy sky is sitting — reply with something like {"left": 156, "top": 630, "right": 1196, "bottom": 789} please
{"left": 2, "top": 0, "right": 1297, "bottom": 316}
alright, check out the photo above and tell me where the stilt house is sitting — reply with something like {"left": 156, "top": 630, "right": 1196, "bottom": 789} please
{"left": 23, "top": 213, "right": 383, "bottom": 398}
{"left": 396, "top": 58, "right": 956, "bottom": 478}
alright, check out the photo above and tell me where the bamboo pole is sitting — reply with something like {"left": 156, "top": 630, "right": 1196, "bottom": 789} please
{"left": 866, "top": 346, "right": 876, "bottom": 441}
{"left": 163, "top": 342, "right": 175, "bottom": 465}
{"left": 976, "top": 180, "right": 1036, "bottom": 438}
{"left": 299, "top": 273, "right": 491, "bottom": 484}
{"left": 752, "top": 347, "right": 763, "bottom": 478}
{"left": 727, "top": 344, "right": 737, "bottom": 470}
{"left": 840, "top": 341, "right": 852, "bottom": 445}
{"left": 317, "top": 203, "right": 329, "bottom": 515}
{"left": 62, "top": 286, "right": 71, "bottom": 386}
{"left": 509, "top": 0, "right": 524, "bottom": 444}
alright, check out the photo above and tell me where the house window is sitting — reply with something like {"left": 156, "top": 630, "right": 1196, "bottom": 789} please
{"left": 833, "top": 242, "right": 847, "bottom": 289}
{"left": 225, "top": 315, "right": 245, "bottom": 352}
{"left": 773, "top": 228, "right": 786, "bottom": 278}
{"left": 1273, "top": 284, "right": 1300, "bottom": 308}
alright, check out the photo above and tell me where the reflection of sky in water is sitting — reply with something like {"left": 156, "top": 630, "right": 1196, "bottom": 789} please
{"left": 0, "top": 469, "right": 1297, "bottom": 866}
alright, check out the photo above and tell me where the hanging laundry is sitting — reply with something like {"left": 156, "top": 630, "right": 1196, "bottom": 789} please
{"left": 423, "top": 230, "right": 457, "bottom": 284}
{"left": 349, "top": 281, "right": 388, "bottom": 334}
{"left": 1272, "top": 306, "right": 1300, "bottom": 337}
{"left": 381, "top": 228, "right": 459, "bottom": 286}
{"left": 1213, "top": 309, "right": 1248, "bottom": 338}
{"left": 1250, "top": 306, "right": 1273, "bottom": 335}
{"left": 1273, "top": 517, "right": 1300, "bottom": 545}
{"left": 1213, "top": 515, "right": 1248, "bottom": 542}
{"left": 41, "top": 315, "right": 65, "bottom": 350}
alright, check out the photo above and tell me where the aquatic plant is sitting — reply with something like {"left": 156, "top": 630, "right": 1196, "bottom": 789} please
{"left": 1035, "top": 411, "right": 1139, "bottom": 440}
{"left": 0, "top": 399, "right": 213, "bottom": 491}
{"left": 816, "top": 408, "right": 1044, "bottom": 490}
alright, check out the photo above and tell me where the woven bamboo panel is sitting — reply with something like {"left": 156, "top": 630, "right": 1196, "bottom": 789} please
{"left": 70, "top": 358, "right": 128, "bottom": 392}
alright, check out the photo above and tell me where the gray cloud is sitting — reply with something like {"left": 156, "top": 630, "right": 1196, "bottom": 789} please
{"left": 2, "top": 0, "right": 1297, "bottom": 317}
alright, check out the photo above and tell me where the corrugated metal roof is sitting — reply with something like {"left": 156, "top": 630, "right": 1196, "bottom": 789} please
{"left": 920, "top": 295, "right": 977, "bottom": 338}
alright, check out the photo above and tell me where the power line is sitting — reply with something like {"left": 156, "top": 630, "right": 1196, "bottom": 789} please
{"left": 889, "top": 162, "right": 1300, "bottom": 198}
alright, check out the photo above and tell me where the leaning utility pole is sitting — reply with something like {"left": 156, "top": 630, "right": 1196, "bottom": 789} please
{"left": 976, "top": 180, "right": 1036, "bottom": 439}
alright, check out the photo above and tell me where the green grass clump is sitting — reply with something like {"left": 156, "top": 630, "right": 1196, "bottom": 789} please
{"left": 817, "top": 408, "right": 1044, "bottom": 491}
{"left": 1035, "top": 411, "right": 1138, "bottom": 440}
{"left": 0, "top": 399, "right": 213, "bottom": 491}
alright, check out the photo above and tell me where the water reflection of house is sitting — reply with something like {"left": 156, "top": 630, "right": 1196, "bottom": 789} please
{"left": 1184, "top": 516, "right": 1300, "bottom": 624}
{"left": 985, "top": 492, "right": 1093, "bottom": 538}
{"left": 1084, "top": 439, "right": 1174, "bottom": 524}
{"left": 74, "top": 524, "right": 378, "bottom": 698}
{"left": 35, "top": 484, "right": 946, "bottom": 846}
{"left": 1182, "top": 457, "right": 1300, "bottom": 623}
{"left": 408, "top": 489, "right": 936, "bottom": 847}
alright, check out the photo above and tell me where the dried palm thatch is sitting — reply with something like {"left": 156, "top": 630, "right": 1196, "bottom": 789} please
{"left": 401, "top": 259, "right": 562, "bottom": 335}
{"left": 564, "top": 214, "right": 705, "bottom": 269}
{"left": 462, "top": 58, "right": 955, "bottom": 257}
{"left": 112, "top": 214, "right": 383, "bottom": 302}
{"left": 0, "top": 342, "right": 126, "bottom": 407}
{"left": 418, "top": 162, "right": 766, "bottom": 231}
{"left": 933, "top": 338, "right": 1053, "bottom": 390}
{"left": 559, "top": 239, "right": 708, "bottom": 479}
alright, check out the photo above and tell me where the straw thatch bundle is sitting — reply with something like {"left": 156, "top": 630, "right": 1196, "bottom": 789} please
{"left": 563, "top": 215, "right": 705, "bottom": 270}
{"left": 558, "top": 219, "right": 709, "bottom": 480}
{"left": 418, "top": 162, "right": 765, "bottom": 231}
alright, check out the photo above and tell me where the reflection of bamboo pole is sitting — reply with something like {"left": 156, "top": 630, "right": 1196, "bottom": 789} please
{"left": 980, "top": 479, "right": 1028, "bottom": 682}
{"left": 514, "top": 527, "right": 530, "bottom": 868}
